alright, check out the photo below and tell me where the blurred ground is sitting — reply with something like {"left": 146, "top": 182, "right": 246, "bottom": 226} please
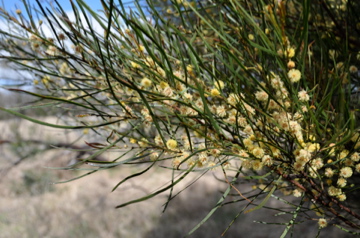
{"left": 0, "top": 116, "right": 356, "bottom": 238}
{"left": 0, "top": 66, "right": 357, "bottom": 237}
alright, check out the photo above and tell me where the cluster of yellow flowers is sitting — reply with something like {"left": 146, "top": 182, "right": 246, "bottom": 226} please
{"left": 23, "top": 1, "right": 360, "bottom": 212}
{"left": 8, "top": 0, "right": 358, "bottom": 231}
{"left": 47, "top": 13, "right": 356, "bottom": 215}
{"left": 102, "top": 28, "right": 352, "bottom": 205}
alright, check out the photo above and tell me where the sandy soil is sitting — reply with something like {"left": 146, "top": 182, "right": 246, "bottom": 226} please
{"left": 0, "top": 117, "right": 355, "bottom": 238}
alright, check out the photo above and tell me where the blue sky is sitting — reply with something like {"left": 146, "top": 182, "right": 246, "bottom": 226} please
{"left": 0, "top": 0, "right": 105, "bottom": 88}
{"left": 2, "top": 0, "right": 140, "bottom": 20}
{"left": 2, "top": 0, "right": 103, "bottom": 12}
{"left": 0, "top": 0, "right": 140, "bottom": 88}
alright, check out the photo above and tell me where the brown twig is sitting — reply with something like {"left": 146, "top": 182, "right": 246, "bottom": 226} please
{"left": 280, "top": 169, "right": 360, "bottom": 229}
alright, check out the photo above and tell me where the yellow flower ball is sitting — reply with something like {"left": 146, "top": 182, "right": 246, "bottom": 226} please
{"left": 318, "top": 218, "right": 327, "bottom": 229}
{"left": 210, "top": 88, "right": 221, "bottom": 97}
{"left": 288, "top": 69, "right": 301, "bottom": 83}
{"left": 340, "top": 167, "right": 353, "bottom": 178}
{"left": 141, "top": 77, "right": 152, "bottom": 88}
{"left": 166, "top": 139, "right": 178, "bottom": 150}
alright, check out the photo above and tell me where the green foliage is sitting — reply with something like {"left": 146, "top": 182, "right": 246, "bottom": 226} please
{"left": 21, "top": 169, "right": 57, "bottom": 195}
{"left": 0, "top": 0, "right": 360, "bottom": 236}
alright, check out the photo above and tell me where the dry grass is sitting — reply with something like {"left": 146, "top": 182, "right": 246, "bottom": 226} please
{"left": 0, "top": 118, "right": 354, "bottom": 238}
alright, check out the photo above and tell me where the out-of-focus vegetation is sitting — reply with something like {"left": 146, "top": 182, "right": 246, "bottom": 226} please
{"left": 0, "top": 89, "right": 64, "bottom": 119}
{"left": 0, "top": 0, "right": 360, "bottom": 237}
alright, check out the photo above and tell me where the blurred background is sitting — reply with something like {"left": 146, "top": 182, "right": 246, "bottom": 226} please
{"left": 0, "top": 0, "right": 357, "bottom": 237}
